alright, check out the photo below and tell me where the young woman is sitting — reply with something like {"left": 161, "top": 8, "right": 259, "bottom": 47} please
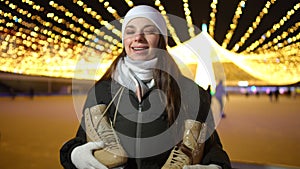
{"left": 60, "top": 5, "right": 231, "bottom": 169}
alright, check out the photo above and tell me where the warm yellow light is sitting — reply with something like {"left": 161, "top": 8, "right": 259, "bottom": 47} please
{"left": 222, "top": 0, "right": 247, "bottom": 49}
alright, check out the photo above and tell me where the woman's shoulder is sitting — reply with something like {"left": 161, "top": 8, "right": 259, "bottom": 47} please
{"left": 86, "top": 78, "right": 112, "bottom": 96}
{"left": 180, "top": 76, "right": 211, "bottom": 103}
{"left": 94, "top": 78, "right": 112, "bottom": 86}
{"left": 180, "top": 76, "right": 207, "bottom": 92}
{"left": 92, "top": 79, "right": 123, "bottom": 96}
{"left": 84, "top": 78, "right": 122, "bottom": 107}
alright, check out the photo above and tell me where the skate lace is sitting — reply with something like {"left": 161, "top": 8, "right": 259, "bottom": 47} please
{"left": 95, "top": 86, "right": 124, "bottom": 151}
{"left": 96, "top": 118, "right": 121, "bottom": 151}
{"left": 168, "top": 146, "right": 190, "bottom": 169}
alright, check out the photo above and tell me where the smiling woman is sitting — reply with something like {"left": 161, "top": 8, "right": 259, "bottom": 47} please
{"left": 60, "top": 5, "right": 231, "bottom": 169}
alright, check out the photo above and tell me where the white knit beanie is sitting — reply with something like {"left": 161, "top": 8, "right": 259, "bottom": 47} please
{"left": 122, "top": 5, "right": 168, "bottom": 44}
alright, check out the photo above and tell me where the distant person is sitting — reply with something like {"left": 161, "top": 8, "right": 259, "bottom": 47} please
{"left": 9, "top": 87, "right": 16, "bottom": 100}
{"left": 255, "top": 92, "right": 260, "bottom": 97}
{"left": 268, "top": 91, "right": 273, "bottom": 102}
{"left": 274, "top": 87, "right": 280, "bottom": 102}
{"left": 215, "top": 80, "right": 226, "bottom": 118}
{"left": 292, "top": 87, "right": 297, "bottom": 99}
{"left": 29, "top": 88, "right": 34, "bottom": 99}
{"left": 245, "top": 91, "right": 249, "bottom": 97}
{"left": 286, "top": 87, "right": 291, "bottom": 98}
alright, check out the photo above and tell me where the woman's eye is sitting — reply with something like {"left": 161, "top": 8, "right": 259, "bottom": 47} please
{"left": 144, "top": 31, "right": 154, "bottom": 34}
{"left": 125, "top": 31, "right": 135, "bottom": 35}
{"left": 144, "top": 29, "right": 157, "bottom": 34}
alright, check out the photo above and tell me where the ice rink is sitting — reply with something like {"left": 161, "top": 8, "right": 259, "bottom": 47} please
{"left": 0, "top": 93, "right": 299, "bottom": 169}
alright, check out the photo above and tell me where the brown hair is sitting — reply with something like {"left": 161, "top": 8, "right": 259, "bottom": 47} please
{"left": 100, "top": 35, "right": 183, "bottom": 126}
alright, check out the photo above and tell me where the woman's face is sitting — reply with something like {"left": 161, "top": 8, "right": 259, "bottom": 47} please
{"left": 123, "top": 17, "right": 160, "bottom": 61}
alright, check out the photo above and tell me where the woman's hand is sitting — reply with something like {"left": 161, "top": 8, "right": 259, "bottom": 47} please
{"left": 71, "top": 141, "right": 108, "bottom": 169}
{"left": 183, "top": 164, "right": 222, "bottom": 169}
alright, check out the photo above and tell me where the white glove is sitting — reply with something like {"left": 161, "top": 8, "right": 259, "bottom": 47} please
{"left": 71, "top": 141, "right": 108, "bottom": 169}
{"left": 183, "top": 164, "right": 222, "bottom": 169}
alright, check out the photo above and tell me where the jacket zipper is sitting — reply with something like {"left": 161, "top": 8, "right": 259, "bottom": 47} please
{"left": 136, "top": 102, "right": 142, "bottom": 169}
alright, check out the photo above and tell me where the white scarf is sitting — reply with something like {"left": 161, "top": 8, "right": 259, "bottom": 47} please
{"left": 112, "top": 56, "right": 158, "bottom": 102}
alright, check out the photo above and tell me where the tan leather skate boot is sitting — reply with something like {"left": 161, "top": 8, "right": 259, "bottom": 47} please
{"left": 85, "top": 104, "right": 128, "bottom": 168}
{"left": 161, "top": 119, "right": 207, "bottom": 169}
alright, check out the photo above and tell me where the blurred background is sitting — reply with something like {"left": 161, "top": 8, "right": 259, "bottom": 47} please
{"left": 0, "top": 0, "right": 300, "bottom": 168}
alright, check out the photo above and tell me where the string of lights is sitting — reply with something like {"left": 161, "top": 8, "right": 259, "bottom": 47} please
{"left": 154, "top": 0, "right": 182, "bottom": 45}
{"left": 124, "top": 0, "right": 134, "bottom": 7}
{"left": 0, "top": 0, "right": 103, "bottom": 51}
{"left": 245, "top": 2, "right": 300, "bottom": 53}
{"left": 20, "top": 0, "right": 87, "bottom": 41}
{"left": 182, "top": 0, "right": 195, "bottom": 38}
{"left": 71, "top": 0, "right": 122, "bottom": 38}
{"left": 0, "top": 1, "right": 116, "bottom": 79}
{"left": 15, "top": 0, "right": 122, "bottom": 52}
{"left": 98, "top": 0, "right": 121, "bottom": 20}
{"left": 0, "top": 7, "right": 71, "bottom": 49}
{"left": 208, "top": 0, "right": 218, "bottom": 38}
{"left": 221, "top": 0, "right": 247, "bottom": 49}
{"left": 231, "top": 0, "right": 277, "bottom": 52}
{"left": 49, "top": 0, "right": 123, "bottom": 51}
{"left": 0, "top": 27, "right": 113, "bottom": 79}
{"left": 47, "top": 0, "right": 119, "bottom": 51}
{"left": 255, "top": 22, "right": 300, "bottom": 52}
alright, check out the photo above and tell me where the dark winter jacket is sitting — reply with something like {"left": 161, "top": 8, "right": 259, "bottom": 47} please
{"left": 60, "top": 77, "right": 232, "bottom": 169}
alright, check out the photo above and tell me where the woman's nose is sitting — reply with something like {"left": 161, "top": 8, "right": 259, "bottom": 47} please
{"left": 134, "top": 33, "right": 145, "bottom": 41}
